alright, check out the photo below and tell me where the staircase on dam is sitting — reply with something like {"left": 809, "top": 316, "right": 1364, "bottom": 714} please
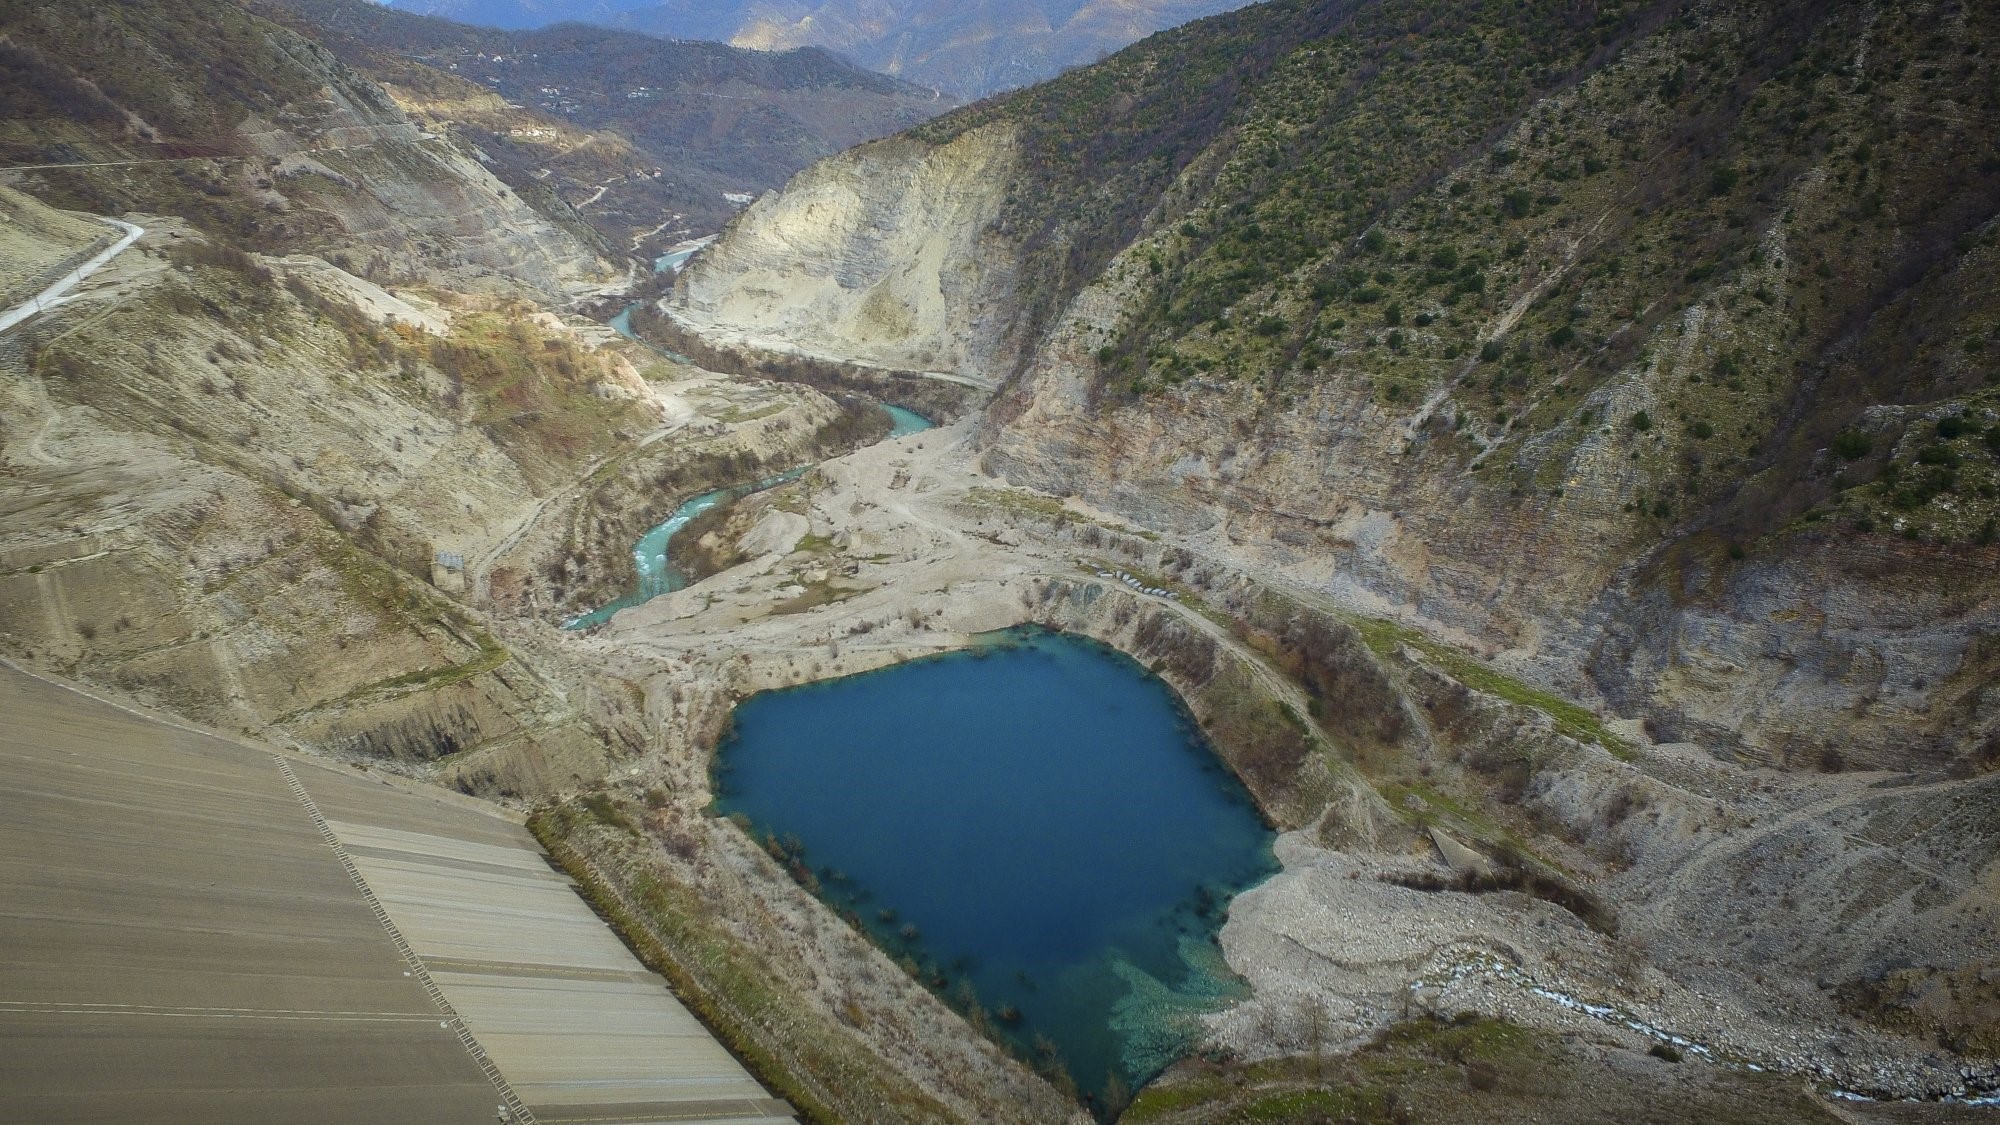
{"left": 0, "top": 662, "right": 795, "bottom": 1125}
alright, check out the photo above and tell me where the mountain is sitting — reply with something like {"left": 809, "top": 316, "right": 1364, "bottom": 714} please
{"left": 673, "top": 0, "right": 2000, "bottom": 775}
{"left": 380, "top": 0, "right": 659, "bottom": 30}
{"left": 660, "top": 0, "right": 2000, "bottom": 1106}
{"left": 614, "top": 0, "right": 1260, "bottom": 98}
{"left": 257, "top": 0, "right": 946, "bottom": 251}
{"left": 382, "top": 0, "right": 1258, "bottom": 98}
{"left": 0, "top": 0, "right": 614, "bottom": 292}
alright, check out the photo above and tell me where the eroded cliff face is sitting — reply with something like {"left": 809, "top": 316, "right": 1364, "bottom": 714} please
{"left": 669, "top": 125, "right": 1022, "bottom": 380}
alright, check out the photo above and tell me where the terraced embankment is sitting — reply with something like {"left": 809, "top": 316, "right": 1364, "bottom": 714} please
{"left": 0, "top": 661, "right": 792, "bottom": 1125}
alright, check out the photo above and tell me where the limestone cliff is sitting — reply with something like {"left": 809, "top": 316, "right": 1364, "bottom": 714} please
{"left": 670, "top": 125, "right": 1022, "bottom": 380}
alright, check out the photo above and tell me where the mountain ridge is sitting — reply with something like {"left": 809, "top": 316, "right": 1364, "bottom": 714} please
{"left": 256, "top": 0, "right": 946, "bottom": 250}
{"left": 381, "top": 0, "right": 1260, "bottom": 97}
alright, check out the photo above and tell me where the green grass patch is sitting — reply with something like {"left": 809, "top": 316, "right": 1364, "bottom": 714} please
{"left": 963, "top": 485, "right": 1074, "bottom": 521}
{"left": 1377, "top": 778, "right": 1500, "bottom": 836}
{"left": 716, "top": 402, "right": 787, "bottom": 424}
{"left": 1120, "top": 1076, "right": 1230, "bottom": 1123}
{"left": 1353, "top": 618, "right": 1630, "bottom": 758}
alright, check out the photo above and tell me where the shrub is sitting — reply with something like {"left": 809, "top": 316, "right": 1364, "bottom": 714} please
{"left": 1833, "top": 429, "right": 1872, "bottom": 459}
{"left": 1480, "top": 340, "right": 1503, "bottom": 362}
{"left": 1936, "top": 414, "right": 1966, "bottom": 439}
{"left": 1690, "top": 419, "right": 1715, "bottom": 439}
{"left": 1630, "top": 410, "right": 1653, "bottom": 432}
{"left": 579, "top": 792, "right": 638, "bottom": 835}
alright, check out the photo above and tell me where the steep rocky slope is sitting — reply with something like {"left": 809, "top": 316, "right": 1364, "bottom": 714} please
{"left": 672, "top": 127, "right": 1022, "bottom": 377}
{"left": 1, "top": 0, "right": 630, "bottom": 298}
{"left": 0, "top": 0, "right": 621, "bottom": 298}
{"left": 672, "top": 0, "right": 2000, "bottom": 777}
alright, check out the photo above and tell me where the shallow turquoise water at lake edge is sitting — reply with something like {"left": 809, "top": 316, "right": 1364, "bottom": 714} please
{"left": 713, "top": 627, "right": 1278, "bottom": 1111}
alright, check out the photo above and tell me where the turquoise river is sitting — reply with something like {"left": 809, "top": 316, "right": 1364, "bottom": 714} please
{"left": 565, "top": 404, "right": 929, "bottom": 629}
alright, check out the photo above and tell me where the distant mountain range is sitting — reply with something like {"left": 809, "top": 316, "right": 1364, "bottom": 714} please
{"left": 259, "top": 0, "right": 944, "bottom": 249}
{"left": 381, "top": 0, "right": 1256, "bottom": 97}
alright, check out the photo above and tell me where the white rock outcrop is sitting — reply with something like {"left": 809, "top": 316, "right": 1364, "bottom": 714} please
{"left": 671, "top": 125, "right": 1020, "bottom": 380}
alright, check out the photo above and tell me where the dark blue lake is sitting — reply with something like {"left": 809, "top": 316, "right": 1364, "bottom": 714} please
{"left": 713, "top": 626, "right": 1277, "bottom": 1111}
